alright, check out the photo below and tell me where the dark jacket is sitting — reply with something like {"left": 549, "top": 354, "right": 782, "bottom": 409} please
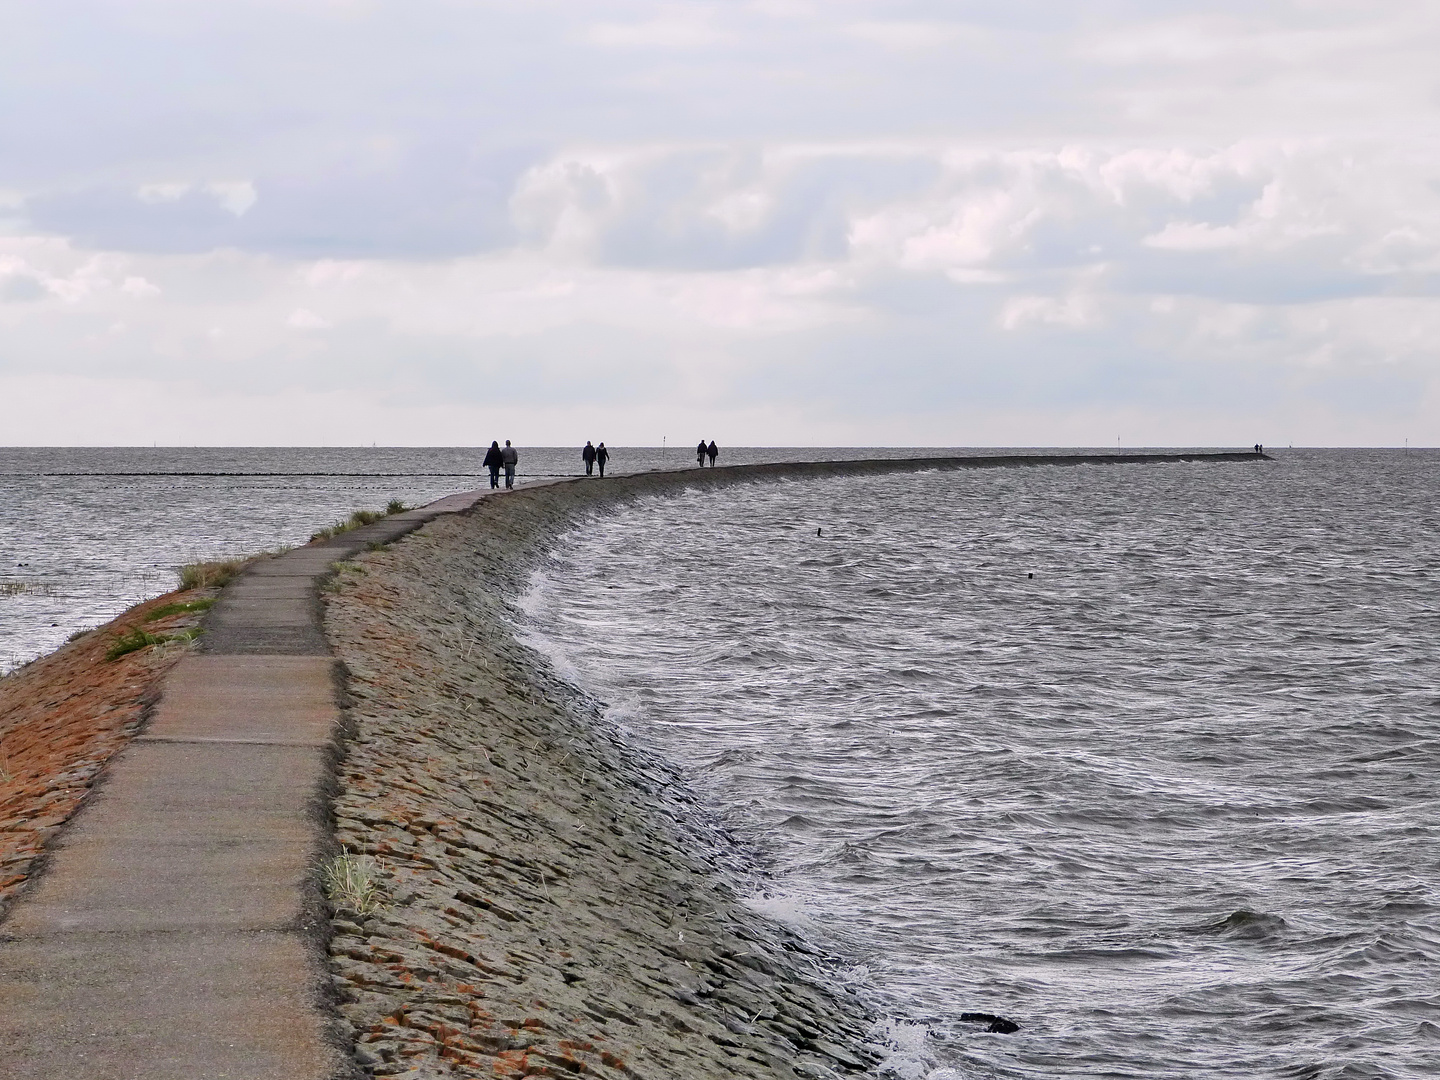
{"left": 482, "top": 445, "right": 503, "bottom": 469}
{"left": 582, "top": 443, "right": 597, "bottom": 463}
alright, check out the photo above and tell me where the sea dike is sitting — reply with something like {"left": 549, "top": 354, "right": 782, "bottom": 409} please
{"left": 323, "top": 479, "right": 881, "bottom": 1079}
{"left": 320, "top": 452, "right": 1259, "bottom": 1078}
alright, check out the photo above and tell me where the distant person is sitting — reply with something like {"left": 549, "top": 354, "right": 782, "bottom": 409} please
{"left": 707, "top": 440, "right": 718, "bottom": 467}
{"left": 697, "top": 439, "right": 707, "bottom": 467}
{"left": 483, "top": 440, "right": 503, "bottom": 489}
{"left": 501, "top": 440, "right": 518, "bottom": 489}
{"left": 596, "top": 442, "right": 609, "bottom": 478}
{"left": 1254, "top": 443, "right": 1261, "bottom": 455}
{"left": 582, "top": 441, "right": 597, "bottom": 476}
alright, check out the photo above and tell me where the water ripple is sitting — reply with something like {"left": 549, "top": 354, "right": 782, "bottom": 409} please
{"left": 519, "top": 451, "right": 1440, "bottom": 1079}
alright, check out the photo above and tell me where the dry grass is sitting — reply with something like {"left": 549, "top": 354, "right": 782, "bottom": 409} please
{"left": 0, "top": 580, "right": 53, "bottom": 598}
{"left": 105, "top": 626, "right": 201, "bottom": 661}
{"left": 322, "top": 849, "right": 387, "bottom": 916}
{"left": 310, "top": 501, "right": 409, "bottom": 543}
{"left": 178, "top": 559, "right": 247, "bottom": 591}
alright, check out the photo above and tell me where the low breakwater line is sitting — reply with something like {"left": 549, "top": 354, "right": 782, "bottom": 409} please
{"left": 320, "top": 451, "right": 1260, "bottom": 1079}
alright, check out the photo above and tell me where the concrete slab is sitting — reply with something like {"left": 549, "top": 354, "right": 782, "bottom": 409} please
{"left": 0, "top": 930, "right": 338, "bottom": 1080}
{"left": 200, "top": 623, "right": 331, "bottom": 656}
{"left": 51, "top": 741, "right": 330, "bottom": 822}
{"left": 208, "top": 597, "right": 316, "bottom": 627}
{"left": 144, "top": 655, "right": 338, "bottom": 744}
{"left": 245, "top": 555, "right": 344, "bottom": 578}
{"left": 222, "top": 578, "right": 316, "bottom": 600}
{"left": 3, "top": 833, "right": 313, "bottom": 933}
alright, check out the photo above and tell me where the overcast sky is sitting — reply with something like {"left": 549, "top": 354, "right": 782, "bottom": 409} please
{"left": 3, "top": 1, "right": 1438, "bottom": 446}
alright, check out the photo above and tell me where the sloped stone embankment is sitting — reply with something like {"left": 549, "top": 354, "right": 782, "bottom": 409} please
{"left": 323, "top": 473, "right": 882, "bottom": 1080}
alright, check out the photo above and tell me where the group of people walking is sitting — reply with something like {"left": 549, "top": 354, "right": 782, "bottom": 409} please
{"left": 483, "top": 438, "right": 720, "bottom": 488}
{"left": 481, "top": 440, "right": 519, "bottom": 489}
{"left": 581, "top": 441, "right": 610, "bottom": 477}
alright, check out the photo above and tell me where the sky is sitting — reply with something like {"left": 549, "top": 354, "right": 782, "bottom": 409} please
{"left": 2, "top": 1, "right": 1439, "bottom": 447}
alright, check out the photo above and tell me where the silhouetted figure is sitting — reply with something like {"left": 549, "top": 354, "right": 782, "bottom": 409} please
{"left": 707, "top": 440, "right": 718, "bottom": 467}
{"left": 697, "top": 440, "right": 707, "bottom": 467}
{"left": 482, "top": 440, "right": 503, "bottom": 489}
{"left": 596, "top": 442, "right": 609, "bottom": 477}
{"left": 1254, "top": 443, "right": 1261, "bottom": 455}
{"left": 501, "top": 440, "right": 518, "bottom": 489}
{"left": 582, "top": 441, "right": 597, "bottom": 476}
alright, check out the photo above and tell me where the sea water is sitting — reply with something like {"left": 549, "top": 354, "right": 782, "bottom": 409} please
{"left": 0, "top": 445, "right": 1062, "bottom": 673}
{"left": 518, "top": 450, "right": 1440, "bottom": 1079}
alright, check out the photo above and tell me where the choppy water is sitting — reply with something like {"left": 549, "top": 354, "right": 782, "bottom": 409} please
{"left": 518, "top": 450, "right": 1440, "bottom": 1080}
{"left": 0, "top": 445, "right": 990, "bottom": 672}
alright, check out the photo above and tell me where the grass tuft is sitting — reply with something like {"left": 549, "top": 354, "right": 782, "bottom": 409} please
{"left": 106, "top": 628, "right": 168, "bottom": 660}
{"left": 322, "top": 849, "right": 387, "bottom": 916}
{"left": 106, "top": 626, "right": 202, "bottom": 661}
{"left": 310, "top": 501, "right": 410, "bottom": 543}
{"left": 145, "top": 597, "right": 217, "bottom": 621}
{"left": 179, "top": 559, "right": 246, "bottom": 591}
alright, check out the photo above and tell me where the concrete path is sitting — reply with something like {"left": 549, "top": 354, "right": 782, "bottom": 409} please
{"left": 0, "top": 489, "right": 493, "bottom": 1080}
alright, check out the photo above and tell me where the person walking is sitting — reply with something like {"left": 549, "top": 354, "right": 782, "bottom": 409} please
{"left": 707, "top": 440, "right": 718, "bottom": 467}
{"left": 582, "top": 441, "right": 597, "bottom": 476}
{"left": 696, "top": 439, "right": 707, "bottom": 467}
{"left": 482, "top": 440, "right": 503, "bottom": 489}
{"left": 596, "top": 442, "right": 609, "bottom": 478}
{"left": 501, "top": 440, "right": 518, "bottom": 489}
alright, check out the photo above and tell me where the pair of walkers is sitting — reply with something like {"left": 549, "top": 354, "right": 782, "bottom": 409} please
{"left": 696, "top": 439, "right": 719, "bottom": 467}
{"left": 581, "top": 441, "right": 610, "bottom": 477}
{"left": 482, "top": 440, "right": 518, "bottom": 489}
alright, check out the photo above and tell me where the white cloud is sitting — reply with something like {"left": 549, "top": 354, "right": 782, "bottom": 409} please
{"left": 137, "top": 182, "right": 192, "bottom": 204}
{"left": 287, "top": 307, "right": 330, "bottom": 329}
{"left": 2, "top": 3, "right": 1440, "bottom": 444}
{"left": 120, "top": 275, "right": 161, "bottom": 297}
{"left": 841, "top": 21, "right": 987, "bottom": 52}
{"left": 588, "top": 15, "right": 729, "bottom": 49}
{"left": 206, "top": 181, "right": 258, "bottom": 216}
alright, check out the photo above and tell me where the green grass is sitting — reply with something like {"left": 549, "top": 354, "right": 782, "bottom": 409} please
{"left": 145, "top": 597, "right": 217, "bottom": 621}
{"left": 106, "top": 628, "right": 169, "bottom": 660}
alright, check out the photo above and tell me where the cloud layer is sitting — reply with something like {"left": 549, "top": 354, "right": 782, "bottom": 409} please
{"left": 2, "top": 1, "right": 1438, "bottom": 444}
